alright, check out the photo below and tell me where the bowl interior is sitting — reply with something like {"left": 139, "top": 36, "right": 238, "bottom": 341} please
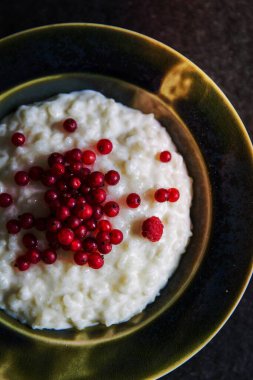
{"left": 0, "top": 73, "right": 211, "bottom": 344}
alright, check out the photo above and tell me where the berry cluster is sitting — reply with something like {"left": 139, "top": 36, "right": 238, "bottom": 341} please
{"left": 3, "top": 120, "right": 124, "bottom": 271}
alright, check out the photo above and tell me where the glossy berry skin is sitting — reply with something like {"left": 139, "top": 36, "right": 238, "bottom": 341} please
{"left": 56, "top": 206, "right": 70, "bottom": 221}
{"left": 79, "top": 167, "right": 91, "bottom": 181}
{"left": 97, "top": 219, "right": 112, "bottom": 232}
{"left": 0, "top": 193, "right": 13, "bottom": 208}
{"left": 42, "top": 249, "right": 57, "bottom": 264}
{"left": 56, "top": 180, "right": 68, "bottom": 192}
{"left": 65, "top": 148, "right": 82, "bottom": 162}
{"left": 159, "top": 151, "right": 172, "bottom": 162}
{"left": 26, "top": 249, "right": 41, "bottom": 264}
{"left": 69, "top": 177, "right": 81, "bottom": 189}
{"left": 105, "top": 170, "right": 120, "bottom": 185}
{"left": 97, "top": 242, "right": 112, "bottom": 254}
{"left": 142, "top": 216, "right": 164, "bottom": 242}
{"left": 74, "top": 225, "right": 87, "bottom": 239}
{"left": 29, "top": 166, "right": 44, "bottom": 181}
{"left": 14, "top": 171, "right": 30, "bottom": 186}
{"left": 97, "top": 139, "right": 113, "bottom": 155}
{"left": 11, "top": 132, "right": 25, "bottom": 147}
{"left": 44, "top": 189, "right": 58, "bottom": 203}
{"left": 70, "top": 239, "right": 82, "bottom": 252}
{"left": 34, "top": 217, "right": 47, "bottom": 231}
{"left": 104, "top": 201, "right": 120, "bottom": 217}
{"left": 63, "top": 118, "right": 77, "bottom": 133}
{"left": 15, "top": 255, "right": 30, "bottom": 271}
{"left": 91, "top": 188, "right": 106, "bottom": 204}
{"left": 74, "top": 251, "right": 89, "bottom": 266}
{"left": 76, "top": 196, "right": 86, "bottom": 208}
{"left": 22, "top": 233, "right": 38, "bottom": 249}
{"left": 88, "top": 253, "right": 104, "bottom": 269}
{"left": 88, "top": 171, "right": 104, "bottom": 188}
{"left": 83, "top": 237, "right": 97, "bottom": 253}
{"left": 76, "top": 204, "right": 93, "bottom": 220}
{"left": 82, "top": 150, "right": 96, "bottom": 165}
{"left": 70, "top": 161, "right": 83, "bottom": 173}
{"left": 67, "top": 216, "right": 81, "bottom": 230}
{"left": 47, "top": 218, "right": 62, "bottom": 232}
{"left": 63, "top": 197, "right": 76, "bottom": 209}
{"left": 96, "top": 231, "right": 110, "bottom": 244}
{"left": 58, "top": 228, "right": 74, "bottom": 246}
{"left": 167, "top": 188, "right": 180, "bottom": 202}
{"left": 110, "top": 229, "right": 123, "bottom": 245}
{"left": 48, "top": 152, "right": 65, "bottom": 167}
{"left": 154, "top": 188, "right": 169, "bottom": 203}
{"left": 85, "top": 219, "right": 97, "bottom": 231}
{"left": 19, "top": 213, "right": 35, "bottom": 229}
{"left": 6, "top": 219, "right": 21, "bottom": 234}
{"left": 41, "top": 172, "right": 56, "bottom": 187}
{"left": 92, "top": 205, "right": 104, "bottom": 220}
{"left": 51, "top": 163, "right": 65, "bottom": 177}
{"left": 126, "top": 193, "right": 141, "bottom": 208}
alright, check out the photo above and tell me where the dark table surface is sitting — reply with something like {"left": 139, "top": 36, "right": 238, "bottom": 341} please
{"left": 0, "top": 1, "right": 252, "bottom": 379}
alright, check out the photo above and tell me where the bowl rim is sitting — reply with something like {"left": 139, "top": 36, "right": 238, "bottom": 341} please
{"left": 0, "top": 23, "right": 252, "bottom": 378}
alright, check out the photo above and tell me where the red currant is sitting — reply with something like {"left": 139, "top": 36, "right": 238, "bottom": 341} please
{"left": 42, "top": 249, "right": 57, "bottom": 264}
{"left": 105, "top": 170, "right": 120, "bottom": 185}
{"left": 104, "top": 201, "right": 120, "bottom": 217}
{"left": 26, "top": 248, "right": 41, "bottom": 264}
{"left": 70, "top": 239, "right": 82, "bottom": 252}
{"left": 75, "top": 204, "right": 93, "bottom": 220}
{"left": 67, "top": 216, "right": 81, "bottom": 230}
{"left": 91, "top": 188, "right": 106, "bottom": 204}
{"left": 69, "top": 177, "right": 81, "bottom": 189}
{"left": 85, "top": 219, "right": 97, "bottom": 231}
{"left": 19, "top": 213, "right": 34, "bottom": 229}
{"left": 92, "top": 205, "right": 104, "bottom": 220}
{"left": 160, "top": 151, "right": 172, "bottom": 162}
{"left": 63, "top": 118, "right": 77, "bottom": 133}
{"left": 97, "top": 219, "right": 112, "bottom": 232}
{"left": 14, "top": 171, "right": 30, "bottom": 186}
{"left": 154, "top": 188, "right": 169, "bottom": 203}
{"left": 58, "top": 228, "right": 74, "bottom": 246}
{"left": 65, "top": 148, "right": 82, "bottom": 162}
{"left": 47, "top": 218, "right": 62, "bottom": 232}
{"left": 88, "top": 171, "right": 104, "bottom": 188}
{"left": 56, "top": 206, "right": 70, "bottom": 221}
{"left": 82, "top": 150, "right": 96, "bottom": 165}
{"left": 97, "top": 139, "right": 113, "bottom": 155}
{"left": 48, "top": 152, "right": 65, "bottom": 167}
{"left": 110, "top": 229, "right": 123, "bottom": 245}
{"left": 6, "top": 219, "right": 21, "bottom": 234}
{"left": 51, "top": 163, "right": 65, "bottom": 177}
{"left": 75, "top": 225, "right": 87, "bottom": 239}
{"left": 126, "top": 193, "right": 141, "bottom": 208}
{"left": 11, "top": 132, "right": 25, "bottom": 147}
{"left": 74, "top": 251, "right": 89, "bottom": 265}
{"left": 97, "top": 242, "right": 112, "bottom": 254}
{"left": 88, "top": 253, "right": 104, "bottom": 269}
{"left": 41, "top": 171, "right": 56, "bottom": 187}
{"left": 22, "top": 233, "right": 38, "bottom": 249}
{"left": 0, "top": 193, "right": 13, "bottom": 208}
{"left": 15, "top": 255, "right": 30, "bottom": 271}
{"left": 83, "top": 237, "right": 97, "bottom": 253}
{"left": 167, "top": 188, "right": 180, "bottom": 202}
{"left": 44, "top": 189, "right": 58, "bottom": 203}
{"left": 96, "top": 231, "right": 110, "bottom": 244}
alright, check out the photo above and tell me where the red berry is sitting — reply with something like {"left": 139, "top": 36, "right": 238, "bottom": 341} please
{"left": 105, "top": 170, "right": 120, "bottom": 185}
{"left": 70, "top": 161, "right": 83, "bottom": 173}
{"left": 142, "top": 216, "right": 164, "bottom": 242}
{"left": 91, "top": 188, "right": 106, "bottom": 204}
{"left": 75, "top": 225, "right": 87, "bottom": 239}
{"left": 63, "top": 118, "right": 77, "bottom": 133}
{"left": 65, "top": 148, "right": 82, "bottom": 162}
{"left": 88, "top": 253, "right": 104, "bottom": 269}
{"left": 85, "top": 219, "right": 97, "bottom": 231}
{"left": 62, "top": 197, "right": 76, "bottom": 209}
{"left": 126, "top": 193, "right": 141, "bottom": 208}
{"left": 160, "top": 151, "right": 172, "bottom": 162}
{"left": 97, "top": 242, "right": 112, "bottom": 254}
{"left": 58, "top": 228, "right": 74, "bottom": 246}
{"left": 56, "top": 179, "right": 68, "bottom": 192}
{"left": 22, "top": 233, "right": 38, "bottom": 249}
{"left": 19, "top": 213, "right": 34, "bottom": 229}
{"left": 67, "top": 216, "right": 81, "bottom": 230}
{"left": 34, "top": 217, "right": 47, "bottom": 231}
{"left": 88, "top": 171, "right": 104, "bottom": 188}
{"left": 167, "top": 188, "right": 180, "bottom": 202}
{"left": 83, "top": 237, "right": 97, "bottom": 252}
{"left": 78, "top": 167, "right": 91, "bottom": 181}
{"left": 97, "top": 219, "right": 112, "bottom": 232}
{"left": 74, "top": 251, "right": 89, "bottom": 265}
{"left": 82, "top": 150, "right": 96, "bottom": 165}
{"left": 15, "top": 255, "right": 30, "bottom": 271}
{"left": 92, "top": 205, "right": 104, "bottom": 220}
{"left": 11, "top": 132, "right": 25, "bottom": 147}
{"left": 104, "top": 201, "right": 120, "bottom": 217}
{"left": 69, "top": 177, "right": 81, "bottom": 189}
{"left": 42, "top": 249, "right": 57, "bottom": 264}
{"left": 49, "top": 199, "right": 61, "bottom": 212}
{"left": 26, "top": 248, "right": 41, "bottom": 264}
{"left": 46, "top": 231, "right": 58, "bottom": 244}
{"left": 47, "top": 218, "right": 62, "bottom": 232}
{"left": 48, "top": 152, "right": 65, "bottom": 167}
{"left": 29, "top": 166, "right": 44, "bottom": 181}
{"left": 44, "top": 189, "right": 58, "bottom": 203}
{"left": 6, "top": 219, "right": 21, "bottom": 234}
{"left": 76, "top": 196, "right": 86, "bottom": 208}
{"left": 51, "top": 163, "right": 65, "bottom": 177}
{"left": 110, "top": 229, "right": 123, "bottom": 245}
{"left": 70, "top": 239, "right": 82, "bottom": 252}
{"left": 96, "top": 231, "right": 110, "bottom": 244}
{"left": 0, "top": 193, "right": 13, "bottom": 208}
{"left": 154, "top": 188, "right": 169, "bottom": 203}
{"left": 14, "top": 171, "right": 30, "bottom": 186}
{"left": 97, "top": 139, "right": 113, "bottom": 155}
{"left": 56, "top": 206, "right": 70, "bottom": 221}
{"left": 41, "top": 171, "right": 56, "bottom": 187}
{"left": 75, "top": 204, "right": 93, "bottom": 220}
{"left": 80, "top": 184, "right": 91, "bottom": 195}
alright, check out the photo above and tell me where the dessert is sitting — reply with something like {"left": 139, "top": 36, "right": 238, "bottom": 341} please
{"left": 0, "top": 90, "right": 192, "bottom": 330}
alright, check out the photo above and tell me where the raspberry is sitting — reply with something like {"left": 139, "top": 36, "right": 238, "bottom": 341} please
{"left": 142, "top": 216, "right": 164, "bottom": 242}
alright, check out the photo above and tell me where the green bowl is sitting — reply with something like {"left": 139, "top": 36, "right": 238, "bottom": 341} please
{"left": 0, "top": 24, "right": 252, "bottom": 380}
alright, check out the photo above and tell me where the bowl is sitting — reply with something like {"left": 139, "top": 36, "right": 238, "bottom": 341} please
{"left": 0, "top": 24, "right": 252, "bottom": 379}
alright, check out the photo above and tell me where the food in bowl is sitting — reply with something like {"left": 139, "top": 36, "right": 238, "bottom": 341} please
{"left": 0, "top": 90, "right": 192, "bottom": 330}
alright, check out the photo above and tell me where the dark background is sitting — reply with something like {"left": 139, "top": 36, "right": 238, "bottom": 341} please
{"left": 0, "top": 1, "right": 252, "bottom": 379}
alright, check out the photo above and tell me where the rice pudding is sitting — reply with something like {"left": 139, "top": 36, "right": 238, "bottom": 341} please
{"left": 0, "top": 90, "right": 192, "bottom": 330}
